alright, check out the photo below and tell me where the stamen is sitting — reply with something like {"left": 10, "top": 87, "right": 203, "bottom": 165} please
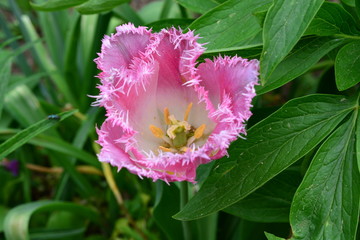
{"left": 184, "top": 102, "right": 193, "bottom": 121}
{"left": 164, "top": 108, "right": 170, "bottom": 125}
{"left": 168, "top": 115, "right": 178, "bottom": 124}
{"left": 149, "top": 125, "right": 164, "bottom": 138}
{"left": 180, "top": 146, "right": 190, "bottom": 152}
{"left": 162, "top": 136, "right": 173, "bottom": 146}
{"left": 187, "top": 136, "right": 196, "bottom": 146}
{"left": 194, "top": 124, "right": 206, "bottom": 139}
{"left": 159, "top": 146, "right": 176, "bottom": 152}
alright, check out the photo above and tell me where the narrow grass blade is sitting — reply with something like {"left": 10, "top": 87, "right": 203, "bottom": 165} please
{"left": 0, "top": 110, "right": 77, "bottom": 160}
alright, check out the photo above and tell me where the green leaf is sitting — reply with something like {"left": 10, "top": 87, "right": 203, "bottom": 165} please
{"left": 64, "top": 14, "right": 82, "bottom": 98}
{"left": 305, "top": 2, "right": 360, "bottom": 36}
{"left": 29, "top": 135, "right": 100, "bottom": 167}
{"left": 189, "top": 0, "right": 272, "bottom": 51}
{"left": 176, "top": 0, "right": 218, "bottom": 14}
{"left": 55, "top": 107, "right": 101, "bottom": 199}
{"left": 224, "top": 170, "right": 301, "bottom": 223}
{"left": 357, "top": 106, "right": 360, "bottom": 173}
{"left": 4, "top": 85, "right": 46, "bottom": 127}
{"left": 19, "top": 15, "right": 77, "bottom": 106}
{"left": 289, "top": 112, "right": 360, "bottom": 240}
{"left": 0, "top": 131, "right": 100, "bottom": 168}
{"left": 261, "top": 0, "right": 324, "bottom": 82}
{"left": 153, "top": 183, "right": 183, "bottom": 240}
{"left": 160, "top": 0, "right": 173, "bottom": 19}
{"left": 265, "top": 232, "right": 286, "bottom": 240}
{"left": 356, "top": 0, "right": 360, "bottom": 16}
{"left": 174, "top": 95, "right": 356, "bottom": 220}
{"left": 257, "top": 37, "right": 346, "bottom": 95}
{"left": 0, "top": 110, "right": 77, "bottom": 160}
{"left": 3, "top": 200, "right": 99, "bottom": 240}
{"left": 76, "top": 0, "right": 129, "bottom": 14}
{"left": 30, "top": 0, "right": 87, "bottom": 11}
{"left": 342, "top": 0, "right": 355, "bottom": 7}
{"left": 0, "top": 58, "right": 12, "bottom": 120}
{"left": 29, "top": 227, "right": 86, "bottom": 239}
{"left": 7, "top": 72, "right": 47, "bottom": 92}
{"left": 0, "top": 36, "right": 22, "bottom": 49}
{"left": 0, "top": 206, "right": 8, "bottom": 232}
{"left": 112, "top": 3, "right": 144, "bottom": 26}
{"left": 147, "top": 19, "right": 193, "bottom": 32}
{"left": 200, "top": 46, "right": 262, "bottom": 62}
{"left": 335, "top": 41, "right": 360, "bottom": 91}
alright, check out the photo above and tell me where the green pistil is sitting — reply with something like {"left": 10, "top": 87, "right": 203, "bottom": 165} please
{"left": 173, "top": 130, "right": 188, "bottom": 148}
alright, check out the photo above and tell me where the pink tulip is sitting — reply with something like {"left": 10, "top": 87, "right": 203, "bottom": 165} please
{"left": 94, "top": 23, "right": 259, "bottom": 183}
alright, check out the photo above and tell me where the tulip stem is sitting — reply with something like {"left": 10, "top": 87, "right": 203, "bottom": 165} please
{"left": 93, "top": 143, "right": 147, "bottom": 239}
{"left": 180, "top": 181, "right": 192, "bottom": 240}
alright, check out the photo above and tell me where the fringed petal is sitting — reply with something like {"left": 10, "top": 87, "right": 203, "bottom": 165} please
{"left": 95, "top": 23, "right": 153, "bottom": 72}
{"left": 195, "top": 56, "right": 259, "bottom": 159}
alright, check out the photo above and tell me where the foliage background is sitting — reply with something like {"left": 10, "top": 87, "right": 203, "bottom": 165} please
{"left": 1, "top": 0, "right": 360, "bottom": 239}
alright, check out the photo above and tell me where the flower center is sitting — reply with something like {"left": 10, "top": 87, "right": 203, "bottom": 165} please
{"left": 149, "top": 102, "right": 206, "bottom": 153}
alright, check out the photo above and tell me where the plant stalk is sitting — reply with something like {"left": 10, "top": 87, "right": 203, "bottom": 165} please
{"left": 180, "top": 181, "right": 192, "bottom": 240}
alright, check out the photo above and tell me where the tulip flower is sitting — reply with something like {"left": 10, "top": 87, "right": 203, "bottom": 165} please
{"left": 94, "top": 23, "right": 259, "bottom": 183}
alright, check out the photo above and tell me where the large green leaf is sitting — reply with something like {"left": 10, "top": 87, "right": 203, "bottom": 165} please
{"left": 176, "top": 0, "right": 218, "bottom": 14}
{"left": 261, "top": 0, "right": 324, "bottom": 82}
{"left": 30, "top": 0, "right": 87, "bottom": 11}
{"left": 76, "top": 0, "right": 129, "bottom": 14}
{"left": 3, "top": 200, "right": 99, "bottom": 240}
{"left": 189, "top": 0, "right": 271, "bottom": 51}
{"left": 335, "top": 41, "right": 360, "bottom": 91}
{"left": 0, "top": 110, "right": 77, "bottom": 160}
{"left": 305, "top": 2, "right": 360, "bottom": 36}
{"left": 257, "top": 37, "right": 346, "bottom": 94}
{"left": 174, "top": 95, "right": 356, "bottom": 220}
{"left": 147, "top": 19, "right": 193, "bottom": 32}
{"left": 342, "top": 0, "right": 355, "bottom": 7}
{"left": 224, "top": 170, "right": 301, "bottom": 223}
{"left": 289, "top": 112, "right": 360, "bottom": 240}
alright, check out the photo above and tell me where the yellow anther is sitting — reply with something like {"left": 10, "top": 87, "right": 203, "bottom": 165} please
{"left": 164, "top": 108, "right": 170, "bottom": 125}
{"left": 180, "top": 146, "right": 191, "bottom": 152}
{"left": 194, "top": 124, "right": 206, "bottom": 139}
{"left": 159, "top": 146, "right": 174, "bottom": 152}
{"left": 184, "top": 102, "right": 193, "bottom": 121}
{"left": 149, "top": 125, "right": 164, "bottom": 138}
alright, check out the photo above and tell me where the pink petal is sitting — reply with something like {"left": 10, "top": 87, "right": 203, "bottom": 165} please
{"left": 197, "top": 56, "right": 259, "bottom": 123}
{"left": 152, "top": 28, "right": 207, "bottom": 122}
{"left": 95, "top": 23, "right": 153, "bottom": 72}
{"left": 195, "top": 56, "right": 259, "bottom": 159}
